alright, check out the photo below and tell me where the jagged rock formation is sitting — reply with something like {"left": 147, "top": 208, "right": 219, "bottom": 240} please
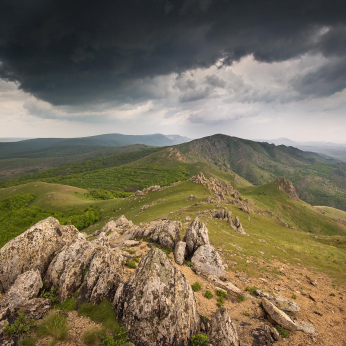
{"left": 0, "top": 217, "right": 79, "bottom": 293}
{"left": 190, "top": 172, "right": 240, "bottom": 200}
{"left": 256, "top": 289, "right": 300, "bottom": 312}
{"left": 46, "top": 234, "right": 125, "bottom": 302}
{"left": 208, "top": 307, "right": 239, "bottom": 346}
{"left": 184, "top": 217, "right": 210, "bottom": 256}
{"left": 275, "top": 177, "right": 299, "bottom": 201}
{"left": 214, "top": 210, "right": 247, "bottom": 235}
{"left": 114, "top": 247, "right": 200, "bottom": 346}
{"left": 143, "top": 220, "right": 182, "bottom": 248}
{"left": 77, "top": 246, "right": 124, "bottom": 305}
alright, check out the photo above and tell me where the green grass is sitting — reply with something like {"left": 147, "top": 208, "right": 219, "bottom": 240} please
{"left": 18, "top": 337, "right": 37, "bottom": 346}
{"left": 78, "top": 300, "right": 129, "bottom": 345}
{"left": 82, "top": 327, "right": 105, "bottom": 346}
{"left": 36, "top": 310, "right": 69, "bottom": 342}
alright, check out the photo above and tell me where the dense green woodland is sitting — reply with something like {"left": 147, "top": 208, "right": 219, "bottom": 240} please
{"left": 0, "top": 194, "right": 101, "bottom": 248}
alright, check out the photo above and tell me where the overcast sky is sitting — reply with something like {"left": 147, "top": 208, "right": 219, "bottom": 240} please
{"left": 0, "top": 0, "right": 346, "bottom": 142}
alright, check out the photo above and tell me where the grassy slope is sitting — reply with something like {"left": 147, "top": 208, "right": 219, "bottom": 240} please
{"left": 1, "top": 177, "right": 346, "bottom": 283}
{"left": 177, "top": 134, "right": 346, "bottom": 210}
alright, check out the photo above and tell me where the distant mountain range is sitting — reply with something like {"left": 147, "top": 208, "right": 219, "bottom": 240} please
{"left": 0, "top": 133, "right": 191, "bottom": 159}
{"left": 257, "top": 137, "right": 346, "bottom": 162}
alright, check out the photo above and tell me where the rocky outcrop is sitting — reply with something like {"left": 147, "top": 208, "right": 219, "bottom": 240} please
{"left": 101, "top": 220, "right": 118, "bottom": 233}
{"left": 46, "top": 235, "right": 97, "bottom": 301}
{"left": 208, "top": 307, "right": 239, "bottom": 346}
{"left": 213, "top": 210, "right": 247, "bottom": 235}
{"left": 114, "top": 247, "right": 200, "bottom": 346}
{"left": 143, "top": 220, "right": 182, "bottom": 249}
{"left": 0, "top": 217, "right": 79, "bottom": 293}
{"left": 174, "top": 241, "right": 187, "bottom": 265}
{"left": 191, "top": 245, "right": 226, "bottom": 278}
{"left": 275, "top": 177, "right": 299, "bottom": 201}
{"left": 78, "top": 247, "right": 124, "bottom": 305}
{"left": 256, "top": 289, "right": 300, "bottom": 312}
{"left": 184, "top": 218, "right": 210, "bottom": 256}
{"left": 190, "top": 173, "right": 241, "bottom": 200}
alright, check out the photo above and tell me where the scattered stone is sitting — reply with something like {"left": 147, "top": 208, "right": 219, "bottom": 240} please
{"left": 262, "top": 298, "right": 298, "bottom": 331}
{"left": 187, "top": 194, "right": 197, "bottom": 201}
{"left": 140, "top": 204, "right": 151, "bottom": 212}
{"left": 295, "top": 321, "right": 318, "bottom": 335}
{"left": 185, "top": 216, "right": 191, "bottom": 222}
{"left": 210, "top": 277, "right": 242, "bottom": 295}
{"left": 114, "top": 247, "right": 199, "bottom": 346}
{"left": 256, "top": 289, "right": 300, "bottom": 312}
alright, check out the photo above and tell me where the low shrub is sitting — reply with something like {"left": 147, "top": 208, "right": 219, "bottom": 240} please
{"left": 292, "top": 294, "right": 297, "bottom": 299}
{"left": 83, "top": 327, "right": 105, "bottom": 346}
{"left": 204, "top": 290, "right": 213, "bottom": 299}
{"left": 236, "top": 295, "right": 246, "bottom": 303}
{"left": 126, "top": 259, "right": 137, "bottom": 269}
{"left": 245, "top": 286, "right": 259, "bottom": 296}
{"left": 191, "top": 282, "right": 202, "bottom": 292}
{"left": 216, "top": 289, "right": 228, "bottom": 299}
{"left": 39, "top": 287, "right": 60, "bottom": 305}
{"left": 190, "top": 334, "right": 209, "bottom": 346}
{"left": 4, "top": 311, "right": 35, "bottom": 338}
{"left": 275, "top": 325, "right": 289, "bottom": 338}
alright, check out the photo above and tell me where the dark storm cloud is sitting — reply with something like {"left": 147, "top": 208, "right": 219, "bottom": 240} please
{"left": 0, "top": 0, "right": 346, "bottom": 106}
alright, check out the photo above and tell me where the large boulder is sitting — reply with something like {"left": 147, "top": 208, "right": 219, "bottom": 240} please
{"left": 191, "top": 244, "right": 226, "bottom": 278}
{"left": 0, "top": 270, "right": 43, "bottom": 316}
{"left": 0, "top": 217, "right": 79, "bottom": 293}
{"left": 208, "top": 307, "right": 239, "bottom": 346}
{"left": 143, "top": 220, "right": 182, "bottom": 249}
{"left": 174, "top": 241, "right": 187, "bottom": 265}
{"left": 262, "top": 298, "right": 298, "bottom": 331}
{"left": 78, "top": 247, "right": 125, "bottom": 305}
{"left": 184, "top": 218, "right": 210, "bottom": 256}
{"left": 114, "top": 247, "right": 200, "bottom": 346}
{"left": 45, "top": 235, "right": 97, "bottom": 301}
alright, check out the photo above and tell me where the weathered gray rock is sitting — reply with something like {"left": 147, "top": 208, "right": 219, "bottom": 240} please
{"left": 174, "top": 241, "right": 187, "bottom": 265}
{"left": 0, "top": 270, "right": 43, "bottom": 316}
{"left": 143, "top": 220, "right": 182, "bottom": 249}
{"left": 209, "top": 277, "right": 242, "bottom": 295}
{"left": 262, "top": 298, "right": 298, "bottom": 331}
{"left": 256, "top": 289, "right": 300, "bottom": 312}
{"left": 114, "top": 247, "right": 200, "bottom": 346}
{"left": 115, "top": 215, "right": 133, "bottom": 228}
{"left": 101, "top": 220, "right": 118, "bottom": 233}
{"left": 0, "top": 217, "right": 79, "bottom": 293}
{"left": 191, "top": 245, "right": 226, "bottom": 278}
{"left": 185, "top": 218, "right": 210, "bottom": 256}
{"left": 46, "top": 234, "right": 97, "bottom": 301}
{"left": 295, "top": 321, "right": 318, "bottom": 335}
{"left": 78, "top": 247, "right": 124, "bottom": 305}
{"left": 208, "top": 307, "right": 239, "bottom": 346}
{"left": 123, "top": 240, "right": 141, "bottom": 247}
{"left": 16, "top": 298, "right": 51, "bottom": 320}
